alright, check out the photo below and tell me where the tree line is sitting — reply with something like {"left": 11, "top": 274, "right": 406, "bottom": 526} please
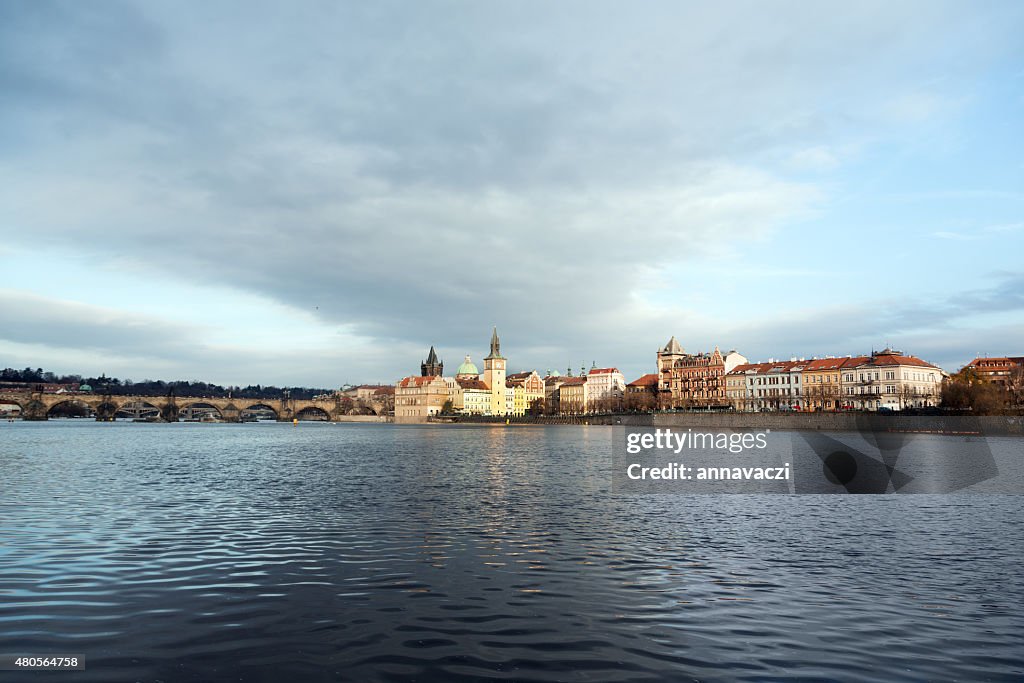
{"left": 0, "top": 367, "right": 334, "bottom": 400}
{"left": 941, "top": 366, "right": 1024, "bottom": 415}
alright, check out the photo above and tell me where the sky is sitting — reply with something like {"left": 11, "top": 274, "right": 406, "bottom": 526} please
{"left": 1, "top": 0, "right": 1023, "bottom": 387}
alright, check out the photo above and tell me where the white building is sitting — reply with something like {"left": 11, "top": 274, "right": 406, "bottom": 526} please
{"left": 729, "top": 359, "right": 806, "bottom": 411}
{"left": 841, "top": 349, "right": 943, "bottom": 411}
{"left": 586, "top": 367, "right": 626, "bottom": 411}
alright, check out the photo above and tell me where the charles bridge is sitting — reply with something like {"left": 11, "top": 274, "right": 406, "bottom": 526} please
{"left": 0, "top": 391, "right": 390, "bottom": 422}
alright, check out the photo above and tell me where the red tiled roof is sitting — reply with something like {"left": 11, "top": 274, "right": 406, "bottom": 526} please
{"left": 560, "top": 377, "right": 586, "bottom": 386}
{"left": 727, "top": 361, "right": 803, "bottom": 375}
{"left": 802, "top": 358, "right": 847, "bottom": 371}
{"left": 588, "top": 367, "right": 620, "bottom": 375}
{"left": 857, "top": 353, "right": 938, "bottom": 369}
{"left": 628, "top": 373, "right": 659, "bottom": 387}
{"left": 397, "top": 375, "right": 442, "bottom": 388}
{"left": 373, "top": 387, "right": 395, "bottom": 396}
{"left": 968, "top": 356, "right": 1024, "bottom": 369}
{"left": 457, "top": 378, "right": 489, "bottom": 390}
{"left": 506, "top": 371, "right": 534, "bottom": 380}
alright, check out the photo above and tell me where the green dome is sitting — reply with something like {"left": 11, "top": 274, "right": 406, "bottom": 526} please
{"left": 79, "top": 384, "right": 93, "bottom": 392}
{"left": 455, "top": 355, "right": 479, "bottom": 376}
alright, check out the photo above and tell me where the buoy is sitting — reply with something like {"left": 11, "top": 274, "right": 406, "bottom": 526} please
{"left": 292, "top": 418, "right": 298, "bottom": 426}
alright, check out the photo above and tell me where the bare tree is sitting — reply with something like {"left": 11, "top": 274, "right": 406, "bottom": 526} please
{"left": 1008, "top": 365, "right": 1024, "bottom": 408}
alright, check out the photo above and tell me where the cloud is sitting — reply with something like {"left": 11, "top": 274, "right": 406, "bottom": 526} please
{"left": 1, "top": 1, "right": 1023, "bottom": 383}
{"left": 787, "top": 146, "right": 840, "bottom": 172}
{"left": 0, "top": 290, "right": 406, "bottom": 386}
{"left": 720, "top": 273, "right": 1024, "bottom": 369}
{"left": 931, "top": 231, "right": 977, "bottom": 240}
{"left": 0, "top": 290, "right": 206, "bottom": 355}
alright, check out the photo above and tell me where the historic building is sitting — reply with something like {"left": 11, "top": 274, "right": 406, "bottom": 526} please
{"left": 430, "top": 328, "right": 518, "bottom": 417}
{"left": 586, "top": 367, "right": 625, "bottom": 412}
{"left": 507, "top": 371, "right": 545, "bottom": 415}
{"left": 421, "top": 346, "right": 443, "bottom": 377}
{"left": 482, "top": 327, "right": 507, "bottom": 416}
{"left": 395, "top": 346, "right": 449, "bottom": 422}
{"left": 455, "top": 355, "right": 480, "bottom": 380}
{"left": 657, "top": 337, "right": 747, "bottom": 408}
{"left": 557, "top": 376, "right": 587, "bottom": 415}
{"left": 725, "top": 349, "right": 944, "bottom": 412}
{"left": 394, "top": 374, "right": 449, "bottom": 422}
{"left": 800, "top": 358, "right": 848, "bottom": 411}
{"left": 840, "top": 349, "right": 943, "bottom": 411}
{"left": 543, "top": 371, "right": 568, "bottom": 415}
{"left": 727, "top": 360, "right": 807, "bottom": 412}
{"left": 625, "top": 373, "right": 659, "bottom": 411}
{"left": 455, "top": 378, "right": 491, "bottom": 415}
{"left": 965, "top": 356, "right": 1024, "bottom": 386}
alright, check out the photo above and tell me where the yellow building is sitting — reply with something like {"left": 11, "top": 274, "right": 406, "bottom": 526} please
{"left": 457, "top": 378, "right": 491, "bottom": 415}
{"left": 801, "top": 358, "right": 847, "bottom": 411}
{"left": 482, "top": 327, "right": 507, "bottom": 416}
{"left": 558, "top": 377, "right": 587, "bottom": 414}
{"left": 507, "top": 371, "right": 544, "bottom": 415}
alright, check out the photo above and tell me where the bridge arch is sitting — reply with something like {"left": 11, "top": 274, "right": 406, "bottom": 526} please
{"left": 0, "top": 397, "right": 24, "bottom": 418}
{"left": 178, "top": 401, "right": 226, "bottom": 422}
{"left": 116, "top": 399, "right": 162, "bottom": 421}
{"left": 46, "top": 398, "right": 96, "bottom": 419}
{"left": 239, "top": 403, "right": 280, "bottom": 421}
{"left": 295, "top": 405, "right": 330, "bottom": 421}
{"left": 355, "top": 404, "right": 380, "bottom": 416}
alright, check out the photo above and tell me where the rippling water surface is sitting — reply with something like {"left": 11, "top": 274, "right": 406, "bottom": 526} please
{"left": 1, "top": 421, "right": 1022, "bottom": 682}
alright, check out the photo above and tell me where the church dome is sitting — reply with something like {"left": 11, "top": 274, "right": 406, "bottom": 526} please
{"left": 456, "top": 355, "right": 479, "bottom": 376}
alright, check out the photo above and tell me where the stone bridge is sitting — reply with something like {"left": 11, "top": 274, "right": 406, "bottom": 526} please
{"left": 0, "top": 391, "right": 390, "bottom": 422}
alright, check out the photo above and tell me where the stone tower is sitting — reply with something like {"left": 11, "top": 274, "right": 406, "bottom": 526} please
{"left": 483, "top": 327, "right": 506, "bottom": 416}
{"left": 421, "top": 345, "right": 443, "bottom": 377}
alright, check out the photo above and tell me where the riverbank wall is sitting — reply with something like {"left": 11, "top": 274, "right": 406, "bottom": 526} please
{"left": 444, "top": 412, "right": 1024, "bottom": 435}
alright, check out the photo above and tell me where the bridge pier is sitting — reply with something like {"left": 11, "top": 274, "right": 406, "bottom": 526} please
{"left": 23, "top": 399, "right": 48, "bottom": 421}
{"left": 94, "top": 400, "right": 119, "bottom": 421}
{"left": 159, "top": 401, "right": 179, "bottom": 423}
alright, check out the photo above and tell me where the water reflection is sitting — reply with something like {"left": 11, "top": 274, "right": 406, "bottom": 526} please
{"left": 0, "top": 421, "right": 1021, "bottom": 682}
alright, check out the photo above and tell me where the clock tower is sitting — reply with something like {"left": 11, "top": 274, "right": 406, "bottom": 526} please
{"left": 483, "top": 327, "right": 506, "bottom": 416}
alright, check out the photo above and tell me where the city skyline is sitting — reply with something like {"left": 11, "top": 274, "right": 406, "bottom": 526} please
{"left": 2, "top": 2, "right": 1023, "bottom": 386}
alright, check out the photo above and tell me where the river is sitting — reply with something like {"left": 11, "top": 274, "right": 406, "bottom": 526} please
{"left": 1, "top": 421, "right": 1021, "bottom": 681}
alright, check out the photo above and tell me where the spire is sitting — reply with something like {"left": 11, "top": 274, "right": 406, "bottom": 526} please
{"left": 663, "top": 336, "right": 683, "bottom": 355}
{"left": 485, "top": 327, "right": 504, "bottom": 359}
{"left": 421, "top": 345, "right": 443, "bottom": 377}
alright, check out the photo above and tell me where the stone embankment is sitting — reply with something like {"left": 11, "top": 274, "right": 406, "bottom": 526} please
{"left": 446, "top": 412, "right": 1023, "bottom": 435}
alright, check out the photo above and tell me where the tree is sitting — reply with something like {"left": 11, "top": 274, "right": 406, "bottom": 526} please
{"left": 1008, "top": 365, "right": 1024, "bottom": 409}
{"left": 527, "top": 397, "right": 544, "bottom": 416}
{"left": 942, "top": 368, "right": 1006, "bottom": 414}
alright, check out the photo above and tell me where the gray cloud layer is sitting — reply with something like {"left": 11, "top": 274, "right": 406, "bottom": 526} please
{"left": 2, "top": 1, "right": 1022, "bottom": 382}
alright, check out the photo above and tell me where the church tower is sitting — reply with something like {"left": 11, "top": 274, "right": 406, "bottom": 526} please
{"left": 421, "top": 345, "right": 443, "bottom": 377}
{"left": 482, "top": 327, "right": 506, "bottom": 416}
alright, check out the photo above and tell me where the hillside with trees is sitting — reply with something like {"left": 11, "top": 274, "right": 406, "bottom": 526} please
{"left": 0, "top": 367, "right": 334, "bottom": 400}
